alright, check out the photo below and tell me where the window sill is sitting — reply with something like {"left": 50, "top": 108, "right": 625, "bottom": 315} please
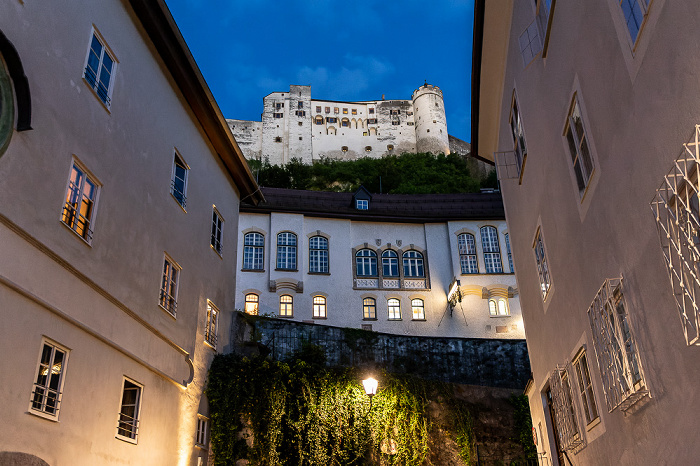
{"left": 60, "top": 221, "right": 93, "bottom": 247}
{"left": 241, "top": 268, "right": 265, "bottom": 273}
{"left": 363, "top": 318, "right": 378, "bottom": 321}
{"left": 412, "top": 318, "right": 426, "bottom": 322}
{"left": 210, "top": 245, "right": 223, "bottom": 259}
{"left": 275, "top": 268, "right": 298, "bottom": 272}
{"left": 278, "top": 315, "right": 294, "bottom": 318}
{"left": 489, "top": 315, "right": 511, "bottom": 318}
{"left": 26, "top": 409, "right": 59, "bottom": 423}
{"left": 312, "top": 317, "right": 327, "bottom": 320}
{"left": 195, "top": 443, "right": 208, "bottom": 450}
{"left": 204, "top": 340, "right": 217, "bottom": 351}
{"left": 586, "top": 417, "right": 602, "bottom": 431}
{"left": 115, "top": 434, "right": 138, "bottom": 445}
{"left": 308, "top": 272, "right": 331, "bottom": 276}
{"left": 170, "top": 193, "right": 188, "bottom": 213}
{"left": 388, "top": 318, "right": 402, "bottom": 321}
{"left": 158, "top": 304, "right": 177, "bottom": 319}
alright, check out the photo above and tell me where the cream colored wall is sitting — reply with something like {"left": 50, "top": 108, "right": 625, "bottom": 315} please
{"left": 0, "top": 1, "right": 242, "bottom": 464}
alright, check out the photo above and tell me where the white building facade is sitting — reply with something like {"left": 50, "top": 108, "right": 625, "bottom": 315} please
{"left": 236, "top": 187, "right": 524, "bottom": 340}
{"left": 228, "top": 83, "right": 452, "bottom": 165}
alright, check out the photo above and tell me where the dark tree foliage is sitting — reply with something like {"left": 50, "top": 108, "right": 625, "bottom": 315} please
{"left": 247, "top": 152, "right": 496, "bottom": 194}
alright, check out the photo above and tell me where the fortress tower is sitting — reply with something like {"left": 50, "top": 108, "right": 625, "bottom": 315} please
{"left": 412, "top": 83, "right": 450, "bottom": 155}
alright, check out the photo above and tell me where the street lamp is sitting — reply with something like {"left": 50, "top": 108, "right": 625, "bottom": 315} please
{"left": 362, "top": 377, "right": 378, "bottom": 414}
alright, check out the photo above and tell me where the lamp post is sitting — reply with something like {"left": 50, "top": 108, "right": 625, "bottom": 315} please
{"left": 362, "top": 377, "right": 378, "bottom": 413}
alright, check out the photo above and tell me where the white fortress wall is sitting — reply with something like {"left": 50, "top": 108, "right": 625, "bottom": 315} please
{"left": 228, "top": 119, "right": 263, "bottom": 160}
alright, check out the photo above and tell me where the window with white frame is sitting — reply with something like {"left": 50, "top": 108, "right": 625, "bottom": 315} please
{"left": 505, "top": 233, "right": 514, "bottom": 273}
{"left": 457, "top": 233, "right": 478, "bottom": 274}
{"left": 279, "top": 295, "right": 293, "bottom": 317}
{"left": 387, "top": 298, "right": 401, "bottom": 320}
{"left": 244, "top": 293, "right": 259, "bottom": 315}
{"left": 83, "top": 31, "right": 115, "bottom": 107}
{"left": 548, "top": 366, "right": 583, "bottom": 452}
{"left": 382, "top": 250, "right": 399, "bottom": 277}
{"left": 535, "top": 0, "right": 555, "bottom": 56}
{"left": 363, "top": 297, "right": 377, "bottom": 319}
{"left": 276, "top": 232, "right": 297, "bottom": 270}
{"left": 564, "top": 96, "right": 595, "bottom": 195}
{"left": 519, "top": 19, "right": 542, "bottom": 66}
{"left": 159, "top": 255, "right": 180, "bottom": 317}
{"left": 411, "top": 299, "right": 425, "bottom": 320}
{"left": 30, "top": 339, "right": 69, "bottom": 418}
{"left": 211, "top": 207, "right": 224, "bottom": 255}
{"left": 171, "top": 152, "right": 188, "bottom": 208}
{"left": 480, "top": 226, "right": 503, "bottom": 273}
{"left": 489, "top": 298, "right": 510, "bottom": 316}
{"left": 205, "top": 301, "right": 219, "bottom": 348}
{"left": 587, "top": 278, "right": 648, "bottom": 412}
{"left": 509, "top": 93, "right": 527, "bottom": 178}
{"left": 61, "top": 161, "right": 99, "bottom": 243}
{"left": 533, "top": 228, "right": 551, "bottom": 299}
{"left": 356, "top": 199, "right": 369, "bottom": 210}
{"left": 243, "top": 232, "right": 264, "bottom": 270}
{"left": 573, "top": 351, "right": 599, "bottom": 425}
{"left": 618, "top": 0, "right": 651, "bottom": 44}
{"left": 117, "top": 378, "right": 142, "bottom": 442}
{"left": 196, "top": 415, "right": 209, "bottom": 447}
{"left": 356, "top": 249, "right": 377, "bottom": 276}
{"left": 402, "top": 250, "right": 425, "bottom": 277}
{"left": 313, "top": 296, "right": 327, "bottom": 318}
{"left": 309, "top": 236, "right": 329, "bottom": 273}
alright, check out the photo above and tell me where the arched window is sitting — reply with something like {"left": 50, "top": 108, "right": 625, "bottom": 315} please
{"left": 243, "top": 232, "right": 264, "bottom": 270}
{"left": 315, "top": 115, "right": 324, "bottom": 125}
{"left": 309, "top": 236, "right": 329, "bottom": 273}
{"left": 480, "top": 226, "right": 503, "bottom": 273}
{"left": 382, "top": 250, "right": 399, "bottom": 277}
{"left": 387, "top": 298, "right": 401, "bottom": 320}
{"left": 328, "top": 126, "right": 337, "bottom": 135}
{"left": 356, "top": 249, "right": 377, "bottom": 276}
{"left": 244, "top": 293, "right": 259, "bottom": 315}
{"left": 279, "top": 295, "right": 293, "bottom": 317}
{"left": 402, "top": 250, "right": 425, "bottom": 277}
{"left": 411, "top": 299, "right": 425, "bottom": 320}
{"left": 341, "top": 118, "right": 350, "bottom": 127}
{"left": 458, "top": 233, "right": 478, "bottom": 274}
{"left": 489, "top": 298, "right": 509, "bottom": 316}
{"left": 276, "top": 232, "right": 297, "bottom": 270}
{"left": 313, "top": 296, "right": 327, "bottom": 318}
{"left": 363, "top": 297, "right": 376, "bottom": 319}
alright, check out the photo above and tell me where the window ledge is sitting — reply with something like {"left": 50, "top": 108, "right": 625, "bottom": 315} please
{"left": 412, "top": 319, "right": 426, "bottom": 322}
{"left": 388, "top": 318, "right": 402, "bottom": 321}
{"left": 26, "top": 409, "right": 59, "bottom": 423}
{"left": 170, "top": 194, "right": 188, "bottom": 213}
{"left": 210, "top": 245, "right": 223, "bottom": 259}
{"left": 115, "top": 434, "right": 138, "bottom": 445}
{"left": 586, "top": 417, "right": 602, "bottom": 431}
{"left": 241, "top": 268, "right": 265, "bottom": 273}
{"left": 158, "top": 304, "right": 177, "bottom": 319}
{"left": 204, "top": 340, "right": 217, "bottom": 351}
{"left": 312, "top": 317, "right": 327, "bottom": 320}
{"left": 278, "top": 315, "right": 294, "bottom": 319}
{"left": 363, "top": 318, "right": 378, "bottom": 321}
{"left": 489, "top": 315, "right": 511, "bottom": 318}
{"left": 60, "top": 221, "right": 93, "bottom": 247}
{"left": 308, "top": 272, "right": 331, "bottom": 276}
{"left": 275, "top": 268, "right": 298, "bottom": 272}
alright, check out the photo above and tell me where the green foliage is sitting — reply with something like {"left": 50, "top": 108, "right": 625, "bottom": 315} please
{"left": 247, "top": 153, "right": 493, "bottom": 194}
{"left": 446, "top": 398, "right": 475, "bottom": 464}
{"left": 509, "top": 394, "right": 537, "bottom": 460}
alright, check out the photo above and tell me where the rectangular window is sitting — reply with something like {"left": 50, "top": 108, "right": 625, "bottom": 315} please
{"left": 619, "top": 0, "right": 650, "bottom": 44}
{"left": 295, "top": 110, "right": 306, "bottom": 117}
{"left": 274, "top": 113, "right": 283, "bottom": 118}
{"left": 316, "top": 106, "right": 321, "bottom": 113}
{"left": 481, "top": 226, "right": 503, "bottom": 273}
{"left": 279, "top": 295, "right": 293, "bottom": 317}
{"left": 205, "top": 301, "right": 219, "bottom": 348}
{"left": 243, "top": 232, "right": 264, "bottom": 270}
{"left": 368, "top": 118, "right": 377, "bottom": 124}
{"left": 535, "top": 0, "right": 555, "bottom": 56}
{"left": 509, "top": 93, "right": 527, "bottom": 178}
{"left": 196, "top": 416, "right": 209, "bottom": 447}
{"left": 171, "top": 152, "right": 188, "bottom": 208}
{"left": 388, "top": 298, "right": 401, "bottom": 320}
{"left": 369, "top": 108, "right": 375, "bottom": 114}
{"left": 84, "top": 31, "right": 115, "bottom": 107}
{"left": 564, "top": 96, "right": 594, "bottom": 195}
{"left": 533, "top": 229, "right": 551, "bottom": 299}
{"left": 363, "top": 298, "right": 377, "bottom": 319}
{"left": 313, "top": 296, "right": 327, "bottom": 318}
{"left": 62, "top": 161, "right": 99, "bottom": 243}
{"left": 117, "top": 378, "right": 142, "bottom": 442}
{"left": 276, "top": 232, "right": 297, "bottom": 270}
{"left": 275, "top": 102, "right": 284, "bottom": 109}
{"left": 352, "top": 109, "right": 357, "bottom": 115}
{"left": 325, "top": 106, "right": 330, "bottom": 113}
{"left": 343, "top": 108, "right": 348, "bottom": 114}
{"left": 309, "top": 236, "right": 329, "bottom": 273}
{"left": 211, "top": 207, "right": 224, "bottom": 255}
{"left": 573, "top": 351, "right": 599, "bottom": 425}
{"left": 298, "top": 101, "right": 304, "bottom": 109}
{"left": 411, "top": 299, "right": 425, "bottom": 320}
{"left": 548, "top": 367, "right": 583, "bottom": 452}
{"left": 519, "top": 19, "right": 542, "bottom": 66}
{"left": 334, "top": 107, "right": 339, "bottom": 114}
{"left": 458, "top": 233, "right": 478, "bottom": 274}
{"left": 30, "top": 339, "right": 69, "bottom": 419}
{"left": 356, "top": 199, "right": 368, "bottom": 210}
{"left": 407, "top": 122, "right": 414, "bottom": 126}
{"left": 159, "top": 255, "right": 180, "bottom": 317}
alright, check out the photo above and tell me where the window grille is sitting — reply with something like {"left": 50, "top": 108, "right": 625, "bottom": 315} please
{"left": 587, "top": 278, "right": 649, "bottom": 412}
{"left": 31, "top": 342, "right": 67, "bottom": 417}
{"left": 548, "top": 364, "right": 584, "bottom": 452}
{"left": 159, "top": 256, "right": 179, "bottom": 317}
{"left": 117, "top": 379, "right": 141, "bottom": 441}
{"left": 205, "top": 302, "right": 219, "bottom": 348}
{"left": 84, "top": 33, "right": 114, "bottom": 106}
{"left": 651, "top": 125, "right": 700, "bottom": 345}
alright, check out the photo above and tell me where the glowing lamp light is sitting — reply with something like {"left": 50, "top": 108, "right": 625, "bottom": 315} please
{"left": 447, "top": 278, "right": 461, "bottom": 304}
{"left": 362, "top": 377, "right": 378, "bottom": 398}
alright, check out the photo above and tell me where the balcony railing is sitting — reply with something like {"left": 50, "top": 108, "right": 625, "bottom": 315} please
{"left": 159, "top": 290, "right": 177, "bottom": 317}
{"left": 170, "top": 180, "right": 187, "bottom": 208}
{"left": 31, "top": 385, "right": 62, "bottom": 416}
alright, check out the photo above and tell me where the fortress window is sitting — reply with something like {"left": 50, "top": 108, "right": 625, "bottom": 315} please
{"left": 435, "top": 103, "right": 438, "bottom": 107}
{"left": 325, "top": 107, "right": 330, "bottom": 113}
{"left": 274, "top": 136, "right": 282, "bottom": 142}
{"left": 334, "top": 107, "right": 339, "bottom": 114}
{"left": 369, "top": 108, "right": 375, "bottom": 114}
{"left": 392, "top": 120, "right": 400, "bottom": 126}
{"left": 352, "top": 109, "right": 357, "bottom": 115}
{"left": 365, "top": 146, "right": 372, "bottom": 152}
{"left": 342, "top": 146, "right": 348, "bottom": 152}
{"left": 387, "top": 145, "right": 394, "bottom": 151}
{"left": 327, "top": 117, "right": 337, "bottom": 123}
{"left": 427, "top": 129, "right": 430, "bottom": 133}
{"left": 342, "top": 118, "right": 349, "bottom": 127}
{"left": 407, "top": 111, "right": 413, "bottom": 115}
{"left": 433, "top": 120, "right": 437, "bottom": 123}
{"left": 315, "top": 116, "right": 324, "bottom": 125}
{"left": 299, "top": 137, "right": 302, "bottom": 140}
{"left": 275, "top": 103, "right": 284, "bottom": 109}
{"left": 295, "top": 110, "right": 306, "bottom": 117}
{"left": 298, "top": 101, "right": 303, "bottom": 109}
{"left": 316, "top": 106, "right": 321, "bottom": 113}
{"left": 363, "top": 132, "right": 368, "bottom": 136}
{"left": 274, "top": 113, "right": 283, "bottom": 118}
{"left": 368, "top": 118, "right": 377, "bottom": 124}
{"left": 343, "top": 108, "right": 348, "bottom": 114}
{"left": 407, "top": 122, "right": 414, "bottom": 126}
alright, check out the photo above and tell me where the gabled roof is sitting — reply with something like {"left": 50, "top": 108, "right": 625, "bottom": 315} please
{"left": 241, "top": 188, "right": 505, "bottom": 223}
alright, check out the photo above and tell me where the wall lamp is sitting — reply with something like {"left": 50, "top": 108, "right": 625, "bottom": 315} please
{"left": 362, "top": 377, "right": 378, "bottom": 413}
{"left": 447, "top": 278, "right": 462, "bottom": 309}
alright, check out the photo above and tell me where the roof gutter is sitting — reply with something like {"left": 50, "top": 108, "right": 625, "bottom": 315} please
{"left": 127, "top": 0, "right": 264, "bottom": 204}
{"left": 470, "top": 0, "right": 486, "bottom": 161}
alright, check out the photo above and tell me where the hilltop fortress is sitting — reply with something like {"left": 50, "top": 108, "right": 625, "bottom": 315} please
{"left": 228, "top": 83, "right": 469, "bottom": 165}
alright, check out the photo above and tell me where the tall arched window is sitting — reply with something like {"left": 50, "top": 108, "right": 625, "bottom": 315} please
{"left": 309, "top": 236, "right": 329, "bottom": 273}
{"left": 388, "top": 298, "right": 401, "bottom": 320}
{"left": 457, "top": 233, "right": 478, "bottom": 274}
{"left": 480, "top": 226, "right": 503, "bottom": 273}
{"left": 276, "top": 232, "right": 297, "bottom": 270}
{"left": 243, "top": 232, "right": 264, "bottom": 270}
{"left": 402, "top": 250, "right": 425, "bottom": 277}
{"left": 382, "top": 250, "right": 399, "bottom": 277}
{"left": 411, "top": 299, "right": 425, "bottom": 320}
{"left": 244, "top": 293, "right": 259, "bottom": 315}
{"left": 313, "top": 296, "right": 327, "bottom": 318}
{"left": 363, "top": 297, "right": 377, "bottom": 319}
{"left": 355, "top": 249, "right": 377, "bottom": 276}
{"left": 279, "top": 295, "right": 293, "bottom": 317}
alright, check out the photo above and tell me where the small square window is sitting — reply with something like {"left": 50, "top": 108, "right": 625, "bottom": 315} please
{"left": 83, "top": 31, "right": 116, "bottom": 107}
{"left": 365, "top": 146, "right": 372, "bottom": 152}
{"left": 325, "top": 107, "right": 330, "bottom": 113}
{"left": 61, "top": 160, "right": 100, "bottom": 243}
{"left": 117, "top": 378, "right": 142, "bottom": 442}
{"left": 316, "top": 106, "right": 321, "bottom": 113}
{"left": 356, "top": 199, "right": 368, "bottom": 210}
{"left": 298, "top": 101, "right": 304, "bottom": 109}
{"left": 352, "top": 109, "right": 357, "bottom": 115}
{"left": 275, "top": 136, "right": 282, "bottom": 142}
{"left": 274, "top": 113, "right": 283, "bottom": 118}
{"left": 342, "top": 146, "right": 348, "bottom": 152}
{"left": 369, "top": 108, "right": 375, "bottom": 114}
{"left": 298, "top": 122, "right": 303, "bottom": 126}
{"left": 343, "top": 108, "right": 348, "bottom": 114}
{"left": 171, "top": 152, "right": 188, "bottom": 209}
{"left": 159, "top": 254, "right": 180, "bottom": 317}
{"left": 334, "top": 107, "right": 339, "bottom": 114}
{"left": 211, "top": 207, "right": 224, "bottom": 255}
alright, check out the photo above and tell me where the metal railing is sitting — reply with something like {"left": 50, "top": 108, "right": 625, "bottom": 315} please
{"left": 84, "top": 66, "right": 111, "bottom": 106}
{"left": 61, "top": 201, "right": 94, "bottom": 242}
{"left": 117, "top": 412, "right": 140, "bottom": 440}
{"left": 31, "top": 386, "right": 62, "bottom": 415}
{"left": 159, "top": 290, "right": 177, "bottom": 317}
{"left": 170, "top": 180, "right": 187, "bottom": 208}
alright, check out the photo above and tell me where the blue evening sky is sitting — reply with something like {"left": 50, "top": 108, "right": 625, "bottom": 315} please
{"left": 165, "top": 0, "right": 474, "bottom": 142}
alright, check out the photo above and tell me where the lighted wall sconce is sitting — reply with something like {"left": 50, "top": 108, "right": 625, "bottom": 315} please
{"left": 447, "top": 278, "right": 462, "bottom": 309}
{"left": 362, "top": 377, "right": 378, "bottom": 414}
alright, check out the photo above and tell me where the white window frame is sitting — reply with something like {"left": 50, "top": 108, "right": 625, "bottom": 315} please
{"left": 159, "top": 254, "right": 180, "bottom": 317}
{"left": 480, "top": 226, "right": 503, "bottom": 273}
{"left": 402, "top": 250, "right": 425, "bottom": 277}
{"left": 309, "top": 236, "right": 329, "bottom": 273}
{"left": 279, "top": 294, "right": 293, "bottom": 317}
{"left": 195, "top": 415, "right": 209, "bottom": 448}
{"left": 211, "top": 207, "right": 224, "bottom": 256}
{"left": 504, "top": 233, "right": 514, "bottom": 273}
{"left": 564, "top": 95, "right": 595, "bottom": 197}
{"left": 387, "top": 298, "right": 401, "bottom": 320}
{"left": 355, "top": 249, "right": 378, "bottom": 277}
{"left": 276, "top": 232, "right": 297, "bottom": 271}
{"left": 171, "top": 150, "right": 189, "bottom": 209}
{"left": 489, "top": 298, "right": 510, "bottom": 317}
{"left": 244, "top": 293, "right": 259, "bottom": 315}
{"left": 61, "top": 159, "right": 100, "bottom": 244}
{"left": 573, "top": 350, "right": 599, "bottom": 426}
{"left": 83, "top": 28, "right": 116, "bottom": 108}
{"left": 535, "top": 0, "right": 555, "bottom": 57}
{"left": 363, "top": 297, "right": 377, "bottom": 320}
{"left": 381, "top": 250, "right": 400, "bottom": 277}
{"left": 243, "top": 232, "right": 265, "bottom": 270}
{"left": 313, "top": 296, "right": 327, "bottom": 318}
{"left": 458, "top": 233, "right": 478, "bottom": 274}
{"left": 29, "top": 338, "right": 70, "bottom": 421}
{"left": 356, "top": 199, "right": 369, "bottom": 210}
{"left": 509, "top": 91, "right": 527, "bottom": 180}
{"left": 205, "top": 301, "right": 219, "bottom": 349}
{"left": 533, "top": 227, "right": 552, "bottom": 300}
{"left": 411, "top": 298, "right": 425, "bottom": 320}
{"left": 116, "top": 377, "right": 143, "bottom": 443}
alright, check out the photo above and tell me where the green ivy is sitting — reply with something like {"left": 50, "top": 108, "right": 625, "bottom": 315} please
{"left": 509, "top": 394, "right": 537, "bottom": 460}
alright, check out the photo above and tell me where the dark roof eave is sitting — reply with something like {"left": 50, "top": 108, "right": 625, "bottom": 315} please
{"left": 127, "top": 0, "right": 263, "bottom": 205}
{"left": 239, "top": 206, "right": 504, "bottom": 223}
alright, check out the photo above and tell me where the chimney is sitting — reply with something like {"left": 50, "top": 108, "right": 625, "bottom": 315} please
{"left": 382, "top": 94, "right": 385, "bottom": 101}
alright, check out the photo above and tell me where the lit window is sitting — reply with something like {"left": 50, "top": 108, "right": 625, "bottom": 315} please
{"left": 276, "top": 232, "right": 297, "bottom": 270}
{"left": 159, "top": 255, "right": 180, "bottom": 317}
{"left": 313, "top": 296, "right": 327, "bottom": 318}
{"left": 279, "top": 295, "right": 293, "bottom": 317}
{"left": 334, "top": 107, "right": 339, "bottom": 114}
{"left": 343, "top": 108, "right": 348, "bottom": 114}
{"left": 564, "top": 96, "right": 594, "bottom": 195}
{"left": 30, "top": 339, "right": 69, "bottom": 419}
{"left": 117, "top": 378, "right": 142, "bottom": 442}
{"left": 403, "top": 250, "right": 425, "bottom": 277}
{"left": 325, "top": 107, "right": 330, "bottom": 113}
{"left": 489, "top": 299, "right": 497, "bottom": 316}
{"left": 83, "top": 31, "right": 115, "bottom": 107}
{"left": 352, "top": 109, "right": 357, "bottom": 115}
{"left": 315, "top": 115, "right": 324, "bottom": 125}
{"left": 387, "top": 145, "right": 394, "bottom": 151}
{"left": 534, "top": 229, "right": 551, "bottom": 299}
{"left": 481, "top": 226, "right": 503, "bottom": 273}
{"left": 411, "top": 299, "right": 425, "bottom": 320}
{"left": 342, "top": 146, "right": 348, "bottom": 152}
{"left": 509, "top": 92, "right": 527, "bottom": 178}
{"left": 619, "top": 0, "right": 650, "bottom": 43}
{"left": 309, "top": 236, "right": 329, "bottom": 273}
{"left": 365, "top": 146, "right": 372, "bottom": 152}
{"left": 244, "top": 293, "right": 259, "bottom": 315}
{"left": 171, "top": 152, "right": 188, "bottom": 208}
{"left": 388, "top": 298, "right": 401, "bottom": 320}
{"left": 363, "top": 297, "right": 377, "bottom": 319}
{"left": 355, "top": 249, "right": 377, "bottom": 276}
{"left": 573, "top": 351, "right": 599, "bottom": 425}
{"left": 61, "top": 161, "right": 99, "bottom": 243}
{"left": 205, "top": 301, "right": 219, "bottom": 348}
{"left": 382, "top": 250, "right": 399, "bottom": 277}
{"left": 457, "top": 233, "right": 478, "bottom": 274}
{"left": 211, "top": 207, "right": 224, "bottom": 255}
{"left": 489, "top": 298, "right": 510, "bottom": 316}
{"left": 243, "top": 232, "right": 264, "bottom": 270}
{"left": 356, "top": 199, "right": 369, "bottom": 210}
{"left": 505, "top": 233, "right": 514, "bottom": 273}
{"left": 196, "top": 415, "right": 209, "bottom": 447}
